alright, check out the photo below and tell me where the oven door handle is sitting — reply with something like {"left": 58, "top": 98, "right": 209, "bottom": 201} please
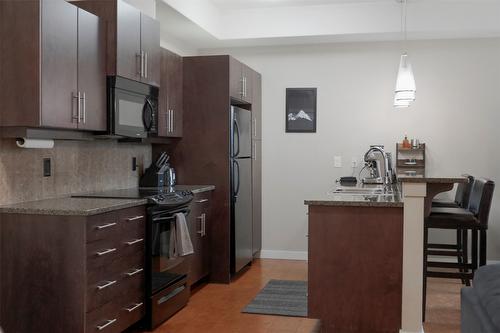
{"left": 152, "top": 209, "right": 190, "bottom": 223}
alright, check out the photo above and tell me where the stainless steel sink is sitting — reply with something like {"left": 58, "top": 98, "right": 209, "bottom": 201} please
{"left": 329, "top": 187, "right": 393, "bottom": 195}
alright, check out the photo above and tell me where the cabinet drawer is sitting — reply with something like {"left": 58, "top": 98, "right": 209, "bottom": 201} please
{"left": 115, "top": 295, "right": 145, "bottom": 332}
{"left": 150, "top": 278, "right": 189, "bottom": 329}
{"left": 86, "top": 300, "right": 121, "bottom": 333}
{"left": 87, "top": 238, "right": 121, "bottom": 271}
{"left": 87, "top": 212, "right": 120, "bottom": 243}
{"left": 87, "top": 250, "right": 144, "bottom": 286}
{"left": 87, "top": 263, "right": 144, "bottom": 313}
{"left": 119, "top": 207, "right": 146, "bottom": 236}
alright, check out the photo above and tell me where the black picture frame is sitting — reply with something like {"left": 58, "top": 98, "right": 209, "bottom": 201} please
{"left": 285, "top": 88, "right": 317, "bottom": 133}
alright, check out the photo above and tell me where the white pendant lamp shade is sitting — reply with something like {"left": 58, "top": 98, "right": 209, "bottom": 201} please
{"left": 394, "top": 54, "right": 416, "bottom": 107}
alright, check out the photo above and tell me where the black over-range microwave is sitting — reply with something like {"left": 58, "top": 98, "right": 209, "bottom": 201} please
{"left": 107, "top": 76, "right": 158, "bottom": 138}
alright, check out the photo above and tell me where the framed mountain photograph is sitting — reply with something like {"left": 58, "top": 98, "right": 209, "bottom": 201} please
{"left": 285, "top": 88, "right": 317, "bottom": 133}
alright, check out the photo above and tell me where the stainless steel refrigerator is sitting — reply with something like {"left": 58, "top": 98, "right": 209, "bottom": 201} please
{"left": 230, "top": 106, "right": 253, "bottom": 274}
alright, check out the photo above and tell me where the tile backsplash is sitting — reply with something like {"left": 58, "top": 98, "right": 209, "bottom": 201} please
{"left": 0, "top": 139, "right": 151, "bottom": 205}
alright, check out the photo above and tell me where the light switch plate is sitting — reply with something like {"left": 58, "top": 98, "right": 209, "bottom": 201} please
{"left": 334, "top": 156, "right": 342, "bottom": 168}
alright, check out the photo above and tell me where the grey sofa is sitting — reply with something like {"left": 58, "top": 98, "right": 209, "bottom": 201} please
{"left": 461, "top": 263, "right": 500, "bottom": 333}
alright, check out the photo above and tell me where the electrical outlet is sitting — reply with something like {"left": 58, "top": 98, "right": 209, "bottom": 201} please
{"left": 334, "top": 156, "right": 342, "bottom": 168}
{"left": 43, "top": 158, "right": 51, "bottom": 177}
{"left": 132, "top": 157, "right": 137, "bottom": 171}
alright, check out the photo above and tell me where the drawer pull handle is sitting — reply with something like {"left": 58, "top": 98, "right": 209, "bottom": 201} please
{"left": 195, "top": 199, "right": 209, "bottom": 203}
{"left": 127, "top": 215, "right": 144, "bottom": 221}
{"left": 97, "top": 280, "right": 117, "bottom": 290}
{"left": 126, "top": 268, "right": 143, "bottom": 277}
{"left": 97, "top": 318, "right": 117, "bottom": 330}
{"left": 95, "top": 222, "right": 117, "bottom": 230}
{"left": 96, "top": 248, "right": 117, "bottom": 256}
{"left": 125, "top": 238, "right": 144, "bottom": 246}
{"left": 125, "top": 302, "right": 143, "bottom": 312}
{"left": 158, "top": 285, "right": 186, "bottom": 305}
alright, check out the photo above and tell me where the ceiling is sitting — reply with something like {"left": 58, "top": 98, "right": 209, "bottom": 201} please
{"left": 157, "top": 0, "right": 500, "bottom": 53}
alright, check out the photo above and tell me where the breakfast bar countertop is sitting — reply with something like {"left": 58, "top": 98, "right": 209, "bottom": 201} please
{"left": 304, "top": 184, "right": 404, "bottom": 208}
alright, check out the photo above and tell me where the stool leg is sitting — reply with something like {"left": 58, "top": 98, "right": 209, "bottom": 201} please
{"left": 462, "top": 229, "right": 470, "bottom": 286}
{"left": 480, "top": 230, "right": 487, "bottom": 267}
{"left": 456, "top": 229, "right": 466, "bottom": 285}
{"left": 472, "top": 230, "right": 478, "bottom": 276}
{"left": 423, "top": 226, "right": 429, "bottom": 322}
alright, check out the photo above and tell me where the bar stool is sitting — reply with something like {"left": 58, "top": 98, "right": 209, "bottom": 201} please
{"left": 423, "top": 178, "right": 495, "bottom": 321}
{"left": 432, "top": 174, "right": 474, "bottom": 208}
{"left": 430, "top": 174, "right": 474, "bottom": 285}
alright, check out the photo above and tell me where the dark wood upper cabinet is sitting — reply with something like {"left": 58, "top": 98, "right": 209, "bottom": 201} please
{"left": 229, "top": 56, "right": 253, "bottom": 104}
{"left": 140, "top": 14, "right": 161, "bottom": 87}
{"left": 158, "top": 48, "right": 183, "bottom": 138}
{"left": 252, "top": 71, "right": 262, "bottom": 140}
{"left": 0, "top": 0, "right": 106, "bottom": 131}
{"left": 116, "top": 0, "right": 141, "bottom": 81}
{"left": 41, "top": 0, "right": 78, "bottom": 129}
{"left": 73, "top": 0, "right": 160, "bottom": 87}
{"left": 78, "top": 9, "right": 107, "bottom": 131}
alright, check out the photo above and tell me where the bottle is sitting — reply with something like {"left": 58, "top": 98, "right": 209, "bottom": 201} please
{"left": 402, "top": 134, "right": 410, "bottom": 149}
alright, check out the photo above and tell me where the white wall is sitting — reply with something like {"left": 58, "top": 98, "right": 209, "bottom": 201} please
{"left": 201, "top": 38, "right": 500, "bottom": 260}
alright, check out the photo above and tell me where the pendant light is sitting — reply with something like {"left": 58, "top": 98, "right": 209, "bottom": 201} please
{"left": 394, "top": 0, "right": 416, "bottom": 108}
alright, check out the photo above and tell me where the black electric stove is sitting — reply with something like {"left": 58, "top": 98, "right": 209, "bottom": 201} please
{"left": 73, "top": 187, "right": 193, "bottom": 207}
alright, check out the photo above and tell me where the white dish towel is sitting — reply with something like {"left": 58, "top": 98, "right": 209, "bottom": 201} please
{"left": 169, "top": 212, "right": 194, "bottom": 258}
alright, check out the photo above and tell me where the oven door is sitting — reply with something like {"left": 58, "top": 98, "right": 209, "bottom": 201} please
{"left": 113, "top": 88, "right": 154, "bottom": 138}
{"left": 148, "top": 206, "right": 191, "bottom": 295}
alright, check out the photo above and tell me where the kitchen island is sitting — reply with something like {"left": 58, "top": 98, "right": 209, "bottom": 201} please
{"left": 305, "top": 176, "right": 467, "bottom": 333}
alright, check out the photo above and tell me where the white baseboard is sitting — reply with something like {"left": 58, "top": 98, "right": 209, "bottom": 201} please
{"left": 399, "top": 327, "right": 424, "bottom": 333}
{"left": 258, "top": 250, "right": 308, "bottom": 261}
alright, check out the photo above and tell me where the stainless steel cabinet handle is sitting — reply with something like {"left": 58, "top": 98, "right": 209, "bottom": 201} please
{"left": 125, "top": 238, "right": 144, "bottom": 246}
{"left": 202, "top": 213, "right": 206, "bottom": 237}
{"left": 141, "top": 51, "right": 145, "bottom": 78}
{"left": 97, "top": 319, "right": 117, "bottom": 331}
{"left": 72, "top": 91, "right": 81, "bottom": 123}
{"left": 253, "top": 117, "right": 257, "bottom": 137}
{"left": 137, "top": 52, "right": 142, "bottom": 77}
{"left": 82, "top": 92, "right": 86, "bottom": 124}
{"left": 97, "top": 280, "right": 117, "bottom": 290}
{"left": 125, "top": 302, "right": 143, "bottom": 312}
{"left": 195, "top": 199, "right": 209, "bottom": 203}
{"left": 172, "top": 109, "right": 175, "bottom": 133}
{"left": 127, "top": 215, "right": 144, "bottom": 221}
{"left": 145, "top": 52, "right": 148, "bottom": 78}
{"left": 169, "top": 109, "right": 173, "bottom": 133}
{"left": 95, "top": 222, "right": 117, "bottom": 230}
{"left": 252, "top": 141, "right": 256, "bottom": 160}
{"left": 196, "top": 215, "right": 203, "bottom": 235}
{"left": 125, "top": 268, "right": 143, "bottom": 277}
{"left": 96, "top": 248, "right": 117, "bottom": 256}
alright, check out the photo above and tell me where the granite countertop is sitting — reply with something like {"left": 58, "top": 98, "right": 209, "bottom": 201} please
{"left": 397, "top": 176, "right": 468, "bottom": 184}
{"left": 0, "top": 197, "right": 148, "bottom": 216}
{"left": 304, "top": 184, "right": 404, "bottom": 208}
{"left": 0, "top": 184, "right": 216, "bottom": 216}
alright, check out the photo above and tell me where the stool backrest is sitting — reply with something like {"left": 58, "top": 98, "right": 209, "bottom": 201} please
{"left": 468, "top": 177, "right": 495, "bottom": 227}
{"left": 455, "top": 174, "right": 474, "bottom": 208}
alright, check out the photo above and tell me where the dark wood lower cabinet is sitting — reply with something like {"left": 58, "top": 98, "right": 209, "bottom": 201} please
{"left": 307, "top": 205, "right": 403, "bottom": 333}
{"left": 0, "top": 206, "right": 146, "bottom": 333}
{"left": 187, "top": 191, "right": 212, "bottom": 286}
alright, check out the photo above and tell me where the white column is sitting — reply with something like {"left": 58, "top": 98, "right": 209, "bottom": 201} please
{"left": 400, "top": 182, "right": 426, "bottom": 333}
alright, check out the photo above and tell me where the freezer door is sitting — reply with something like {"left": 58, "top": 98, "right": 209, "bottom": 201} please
{"left": 232, "top": 158, "right": 253, "bottom": 273}
{"left": 231, "top": 106, "right": 252, "bottom": 158}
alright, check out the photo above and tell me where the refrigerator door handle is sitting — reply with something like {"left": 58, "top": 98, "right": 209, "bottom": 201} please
{"left": 233, "top": 118, "right": 240, "bottom": 157}
{"left": 233, "top": 159, "right": 240, "bottom": 200}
